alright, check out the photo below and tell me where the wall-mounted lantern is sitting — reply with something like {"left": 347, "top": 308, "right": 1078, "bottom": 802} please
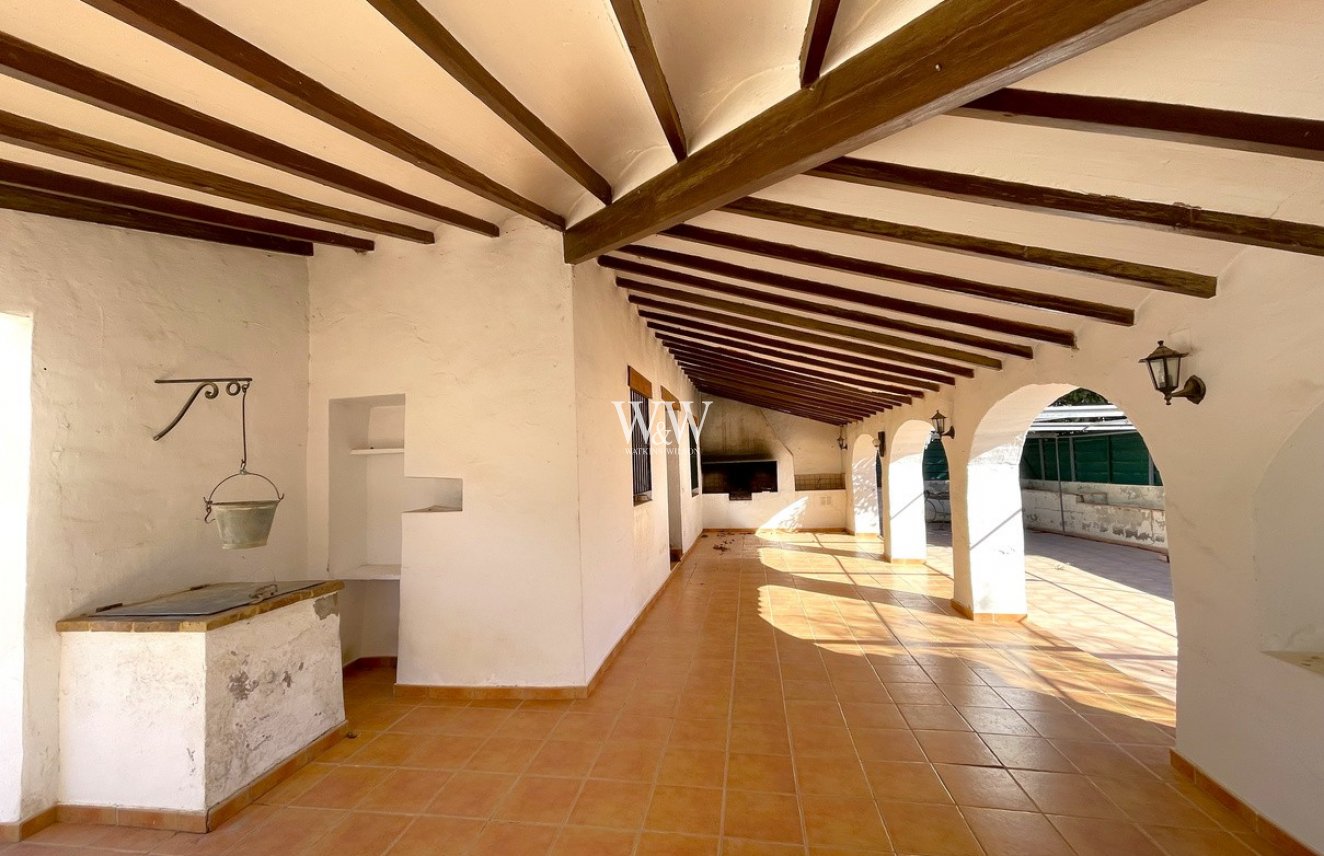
{"left": 837, "top": 427, "right": 848, "bottom": 451}
{"left": 931, "top": 410, "right": 955, "bottom": 439}
{"left": 1140, "top": 341, "right": 1206, "bottom": 405}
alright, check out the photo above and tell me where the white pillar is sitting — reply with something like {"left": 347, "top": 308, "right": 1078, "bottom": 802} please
{"left": 850, "top": 437, "right": 880, "bottom": 536}
{"left": 952, "top": 441, "right": 1028, "bottom": 619}
{"left": 883, "top": 446, "right": 927, "bottom": 563}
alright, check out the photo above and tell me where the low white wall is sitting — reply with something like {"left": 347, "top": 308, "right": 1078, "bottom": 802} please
{"left": 1021, "top": 480, "right": 1166, "bottom": 550}
{"left": 702, "top": 489, "right": 846, "bottom": 531}
{"left": 0, "top": 211, "right": 310, "bottom": 822}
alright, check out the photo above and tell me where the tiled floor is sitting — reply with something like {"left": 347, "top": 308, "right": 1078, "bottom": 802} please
{"left": 925, "top": 530, "right": 1177, "bottom": 700}
{"left": 9, "top": 531, "right": 1280, "bottom": 855}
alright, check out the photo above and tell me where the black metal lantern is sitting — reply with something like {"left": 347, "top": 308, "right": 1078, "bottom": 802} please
{"left": 1140, "top": 340, "right": 1206, "bottom": 405}
{"left": 931, "top": 410, "right": 955, "bottom": 439}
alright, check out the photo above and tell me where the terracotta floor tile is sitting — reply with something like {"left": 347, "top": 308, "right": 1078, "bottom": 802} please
{"left": 292, "top": 766, "right": 391, "bottom": 810}
{"left": 668, "top": 718, "right": 728, "bottom": 751}
{"left": 963, "top": 807, "right": 1074, "bottom": 855}
{"left": 410, "top": 735, "right": 486, "bottom": 770}
{"left": 802, "top": 794, "right": 891, "bottom": 850}
{"left": 877, "top": 800, "right": 981, "bottom": 855}
{"left": 1142, "top": 824, "right": 1263, "bottom": 855}
{"left": 1048, "top": 815, "right": 1166, "bottom": 856}
{"left": 726, "top": 752, "right": 797, "bottom": 793}
{"left": 914, "top": 730, "right": 999, "bottom": 767}
{"left": 385, "top": 815, "right": 484, "bottom": 856}
{"left": 494, "top": 775, "right": 583, "bottom": 824}
{"left": 851, "top": 728, "right": 926, "bottom": 763}
{"left": 722, "top": 838, "right": 805, "bottom": 855}
{"left": 550, "top": 826, "right": 637, "bottom": 856}
{"left": 981, "top": 734, "right": 1076, "bottom": 772}
{"left": 934, "top": 763, "right": 1034, "bottom": 811}
{"left": 231, "top": 806, "right": 342, "bottom": 856}
{"left": 1012, "top": 770, "right": 1125, "bottom": 819}
{"left": 899, "top": 704, "right": 972, "bottom": 732}
{"left": 314, "top": 812, "right": 411, "bottom": 856}
{"left": 796, "top": 754, "right": 873, "bottom": 796}
{"left": 635, "top": 831, "right": 719, "bottom": 855}
{"left": 568, "top": 778, "right": 652, "bottom": 829}
{"left": 644, "top": 785, "right": 723, "bottom": 835}
{"left": 551, "top": 713, "right": 616, "bottom": 743}
{"left": 861, "top": 760, "right": 952, "bottom": 804}
{"left": 355, "top": 768, "right": 451, "bottom": 813}
{"left": 722, "top": 790, "right": 803, "bottom": 844}
{"left": 610, "top": 714, "right": 674, "bottom": 744}
{"left": 657, "top": 748, "right": 726, "bottom": 789}
{"left": 590, "top": 740, "right": 665, "bottom": 782}
{"left": 426, "top": 771, "right": 517, "bottom": 819}
{"left": 527, "top": 740, "right": 602, "bottom": 778}
{"left": 468, "top": 821, "right": 559, "bottom": 856}
{"left": 464, "top": 737, "right": 544, "bottom": 773}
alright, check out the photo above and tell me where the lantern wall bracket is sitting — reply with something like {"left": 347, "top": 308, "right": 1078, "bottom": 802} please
{"left": 152, "top": 377, "right": 253, "bottom": 444}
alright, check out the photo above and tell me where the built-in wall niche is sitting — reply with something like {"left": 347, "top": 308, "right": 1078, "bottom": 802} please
{"left": 328, "top": 394, "right": 463, "bottom": 580}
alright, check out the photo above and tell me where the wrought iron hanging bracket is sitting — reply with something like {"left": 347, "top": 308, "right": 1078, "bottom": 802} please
{"left": 152, "top": 377, "right": 252, "bottom": 442}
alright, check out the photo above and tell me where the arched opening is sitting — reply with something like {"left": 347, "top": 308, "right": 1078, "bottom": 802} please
{"left": 956, "top": 384, "right": 1175, "bottom": 699}
{"left": 849, "top": 433, "right": 880, "bottom": 536}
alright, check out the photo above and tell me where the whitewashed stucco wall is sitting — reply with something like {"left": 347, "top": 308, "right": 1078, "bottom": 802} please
{"left": 307, "top": 223, "right": 587, "bottom": 689}
{"left": 0, "top": 210, "right": 309, "bottom": 822}
{"left": 861, "top": 247, "right": 1324, "bottom": 850}
{"left": 571, "top": 263, "right": 702, "bottom": 676}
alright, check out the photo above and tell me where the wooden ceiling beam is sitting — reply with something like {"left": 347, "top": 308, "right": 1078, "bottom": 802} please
{"left": 0, "top": 110, "right": 433, "bottom": 243}
{"left": 0, "top": 158, "right": 373, "bottom": 250}
{"left": 657, "top": 334, "right": 915, "bottom": 400}
{"left": 682, "top": 367, "right": 885, "bottom": 418}
{"left": 696, "top": 387, "right": 855, "bottom": 424}
{"left": 564, "top": 0, "right": 1204, "bottom": 262}
{"left": 667, "top": 347, "right": 909, "bottom": 407}
{"left": 361, "top": 0, "right": 610, "bottom": 203}
{"left": 628, "top": 295, "right": 967, "bottom": 382}
{"left": 811, "top": 157, "right": 1324, "bottom": 258}
{"left": 0, "top": 30, "right": 501, "bottom": 235}
{"left": 648, "top": 320, "right": 931, "bottom": 395}
{"left": 609, "top": 0, "right": 686, "bottom": 161}
{"left": 0, "top": 183, "right": 312, "bottom": 254}
{"left": 666, "top": 339, "right": 908, "bottom": 400}
{"left": 724, "top": 196, "right": 1213, "bottom": 298}
{"left": 607, "top": 260, "right": 1023, "bottom": 362}
{"left": 799, "top": 0, "right": 842, "bottom": 87}
{"left": 688, "top": 378, "right": 867, "bottom": 423}
{"left": 956, "top": 88, "right": 1324, "bottom": 163}
{"left": 632, "top": 237, "right": 1080, "bottom": 343}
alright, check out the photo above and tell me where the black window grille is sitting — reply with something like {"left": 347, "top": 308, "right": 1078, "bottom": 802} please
{"left": 631, "top": 387, "right": 651, "bottom": 501}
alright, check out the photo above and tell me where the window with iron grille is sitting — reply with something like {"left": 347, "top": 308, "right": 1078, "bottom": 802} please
{"left": 688, "top": 422, "right": 700, "bottom": 494}
{"left": 631, "top": 387, "right": 651, "bottom": 501}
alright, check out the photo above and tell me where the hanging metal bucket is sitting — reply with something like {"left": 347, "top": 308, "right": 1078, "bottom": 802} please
{"left": 204, "top": 471, "right": 284, "bottom": 550}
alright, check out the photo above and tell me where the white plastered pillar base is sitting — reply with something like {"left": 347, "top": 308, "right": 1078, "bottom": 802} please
{"left": 952, "top": 442, "right": 1028, "bottom": 620}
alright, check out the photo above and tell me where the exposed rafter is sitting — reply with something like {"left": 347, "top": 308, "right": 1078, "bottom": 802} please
{"left": 693, "top": 381, "right": 855, "bottom": 424}
{"left": 81, "top": 0, "right": 572, "bottom": 226}
{"left": 627, "top": 293, "right": 971, "bottom": 381}
{"left": 0, "top": 110, "right": 434, "bottom": 243}
{"left": 0, "top": 183, "right": 313, "bottom": 255}
{"left": 618, "top": 276, "right": 1003, "bottom": 369}
{"left": 665, "top": 343, "right": 909, "bottom": 406}
{"left": 681, "top": 366, "right": 886, "bottom": 417}
{"left": 606, "top": 250, "right": 1053, "bottom": 349}
{"left": 811, "top": 157, "right": 1324, "bottom": 258}
{"left": 799, "top": 0, "right": 841, "bottom": 87}
{"left": 691, "top": 375, "right": 869, "bottom": 422}
{"left": 956, "top": 88, "right": 1324, "bottom": 163}
{"left": 648, "top": 320, "right": 931, "bottom": 395}
{"left": 360, "top": 0, "right": 612, "bottom": 203}
{"left": 564, "top": 0, "right": 1205, "bottom": 262}
{"left": 632, "top": 235, "right": 1085, "bottom": 341}
{"left": 609, "top": 0, "right": 686, "bottom": 161}
{"left": 0, "top": 31, "right": 500, "bottom": 236}
{"left": 722, "top": 196, "right": 1213, "bottom": 300}
{"left": 0, "top": 159, "right": 373, "bottom": 251}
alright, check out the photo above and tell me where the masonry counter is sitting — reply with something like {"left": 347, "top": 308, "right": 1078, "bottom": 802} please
{"left": 56, "top": 580, "right": 347, "bottom": 832}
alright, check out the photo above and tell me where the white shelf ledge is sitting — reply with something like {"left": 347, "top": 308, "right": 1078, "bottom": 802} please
{"left": 336, "top": 564, "right": 401, "bottom": 581}
{"left": 349, "top": 447, "right": 404, "bottom": 456}
{"left": 405, "top": 505, "right": 462, "bottom": 514}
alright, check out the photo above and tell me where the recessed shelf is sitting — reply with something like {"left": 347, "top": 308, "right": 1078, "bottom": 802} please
{"left": 338, "top": 564, "right": 401, "bottom": 581}
{"left": 406, "top": 505, "right": 462, "bottom": 514}
{"left": 349, "top": 447, "right": 404, "bottom": 456}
